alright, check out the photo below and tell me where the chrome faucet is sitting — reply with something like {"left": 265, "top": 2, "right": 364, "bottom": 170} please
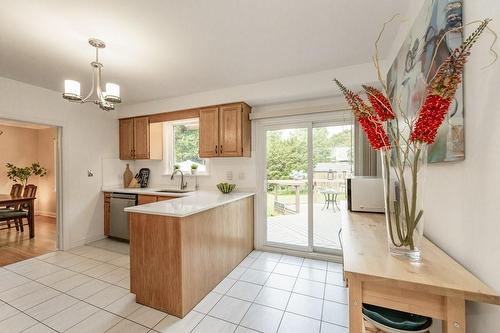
{"left": 171, "top": 169, "right": 188, "bottom": 190}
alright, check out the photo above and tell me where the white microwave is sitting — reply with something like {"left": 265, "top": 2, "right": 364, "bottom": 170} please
{"left": 347, "top": 177, "right": 385, "bottom": 213}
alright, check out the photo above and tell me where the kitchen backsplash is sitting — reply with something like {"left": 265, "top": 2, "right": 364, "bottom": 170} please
{"left": 102, "top": 156, "right": 257, "bottom": 192}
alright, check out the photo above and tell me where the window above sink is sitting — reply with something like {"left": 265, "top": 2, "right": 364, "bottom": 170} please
{"left": 162, "top": 118, "right": 210, "bottom": 176}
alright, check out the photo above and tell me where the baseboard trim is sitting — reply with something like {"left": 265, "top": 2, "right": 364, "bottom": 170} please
{"left": 66, "top": 233, "right": 106, "bottom": 251}
{"left": 35, "top": 211, "right": 56, "bottom": 218}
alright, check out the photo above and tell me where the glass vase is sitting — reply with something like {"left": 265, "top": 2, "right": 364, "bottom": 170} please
{"left": 380, "top": 145, "right": 427, "bottom": 262}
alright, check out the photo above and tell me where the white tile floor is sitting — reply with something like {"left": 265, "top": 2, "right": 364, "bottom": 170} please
{"left": 0, "top": 239, "right": 348, "bottom": 333}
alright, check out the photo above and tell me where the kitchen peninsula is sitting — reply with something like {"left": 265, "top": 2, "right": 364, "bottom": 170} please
{"left": 124, "top": 191, "right": 255, "bottom": 318}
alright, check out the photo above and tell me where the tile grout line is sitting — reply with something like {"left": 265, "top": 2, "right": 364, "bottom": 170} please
{"left": 2, "top": 244, "right": 346, "bottom": 332}
{"left": 227, "top": 251, "right": 279, "bottom": 333}
{"left": 1, "top": 261, "right": 154, "bottom": 332}
{"left": 274, "top": 253, "right": 302, "bottom": 333}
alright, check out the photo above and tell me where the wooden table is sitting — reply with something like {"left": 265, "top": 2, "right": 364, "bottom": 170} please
{"left": 0, "top": 195, "right": 35, "bottom": 238}
{"left": 341, "top": 211, "right": 500, "bottom": 333}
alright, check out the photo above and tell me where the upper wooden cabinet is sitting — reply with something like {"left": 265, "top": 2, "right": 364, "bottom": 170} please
{"left": 199, "top": 103, "right": 251, "bottom": 158}
{"left": 119, "top": 118, "right": 135, "bottom": 160}
{"left": 119, "top": 117, "right": 163, "bottom": 160}
{"left": 199, "top": 107, "right": 219, "bottom": 158}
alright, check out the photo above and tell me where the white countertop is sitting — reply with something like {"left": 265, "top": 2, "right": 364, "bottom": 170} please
{"left": 101, "top": 187, "right": 193, "bottom": 197}
{"left": 123, "top": 191, "right": 255, "bottom": 217}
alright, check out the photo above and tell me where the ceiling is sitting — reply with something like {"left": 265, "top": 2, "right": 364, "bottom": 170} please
{"left": 0, "top": 1, "right": 415, "bottom": 105}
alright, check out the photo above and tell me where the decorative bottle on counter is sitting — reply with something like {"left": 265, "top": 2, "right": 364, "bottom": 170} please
{"left": 123, "top": 164, "right": 133, "bottom": 188}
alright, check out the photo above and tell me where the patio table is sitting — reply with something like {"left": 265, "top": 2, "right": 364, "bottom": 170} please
{"left": 320, "top": 189, "right": 339, "bottom": 211}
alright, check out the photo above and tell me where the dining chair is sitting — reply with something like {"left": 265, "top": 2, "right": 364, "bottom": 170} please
{"left": 16, "top": 184, "right": 37, "bottom": 232}
{"left": 0, "top": 184, "right": 23, "bottom": 230}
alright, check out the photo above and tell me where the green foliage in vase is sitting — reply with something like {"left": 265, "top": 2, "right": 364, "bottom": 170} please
{"left": 5, "top": 162, "right": 47, "bottom": 186}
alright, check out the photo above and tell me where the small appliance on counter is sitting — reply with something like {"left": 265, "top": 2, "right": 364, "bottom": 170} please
{"left": 135, "top": 168, "right": 150, "bottom": 188}
{"left": 347, "top": 176, "right": 384, "bottom": 213}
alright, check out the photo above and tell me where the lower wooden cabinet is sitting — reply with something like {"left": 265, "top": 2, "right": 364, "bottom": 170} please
{"left": 104, "top": 192, "right": 111, "bottom": 236}
{"left": 137, "top": 195, "right": 175, "bottom": 205}
{"left": 104, "top": 193, "right": 174, "bottom": 236}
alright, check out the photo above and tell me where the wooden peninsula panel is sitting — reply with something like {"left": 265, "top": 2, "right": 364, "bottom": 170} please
{"left": 129, "top": 196, "right": 254, "bottom": 317}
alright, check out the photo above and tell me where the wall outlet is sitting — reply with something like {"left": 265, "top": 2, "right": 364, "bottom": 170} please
{"left": 226, "top": 171, "right": 233, "bottom": 181}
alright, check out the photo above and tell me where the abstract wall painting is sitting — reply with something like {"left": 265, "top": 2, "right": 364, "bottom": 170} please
{"left": 387, "top": 0, "right": 464, "bottom": 162}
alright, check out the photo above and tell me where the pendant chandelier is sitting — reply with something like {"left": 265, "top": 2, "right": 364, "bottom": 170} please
{"left": 62, "top": 38, "right": 121, "bottom": 111}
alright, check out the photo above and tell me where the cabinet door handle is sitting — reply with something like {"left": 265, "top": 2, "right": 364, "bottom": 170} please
{"left": 215, "top": 145, "right": 218, "bottom": 154}
{"left": 220, "top": 145, "right": 223, "bottom": 154}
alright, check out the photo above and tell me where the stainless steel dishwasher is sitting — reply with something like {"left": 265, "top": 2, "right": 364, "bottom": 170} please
{"left": 110, "top": 193, "right": 137, "bottom": 241}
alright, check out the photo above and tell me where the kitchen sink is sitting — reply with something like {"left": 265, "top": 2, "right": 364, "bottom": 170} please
{"left": 156, "top": 189, "right": 194, "bottom": 193}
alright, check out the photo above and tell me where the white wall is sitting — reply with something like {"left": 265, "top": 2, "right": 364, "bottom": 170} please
{"left": 118, "top": 60, "right": 387, "bottom": 118}
{"left": 116, "top": 61, "right": 386, "bottom": 192}
{"left": 389, "top": 1, "right": 500, "bottom": 331}
{"left": 0, "top": 76, "right": 118, "bottom": 249}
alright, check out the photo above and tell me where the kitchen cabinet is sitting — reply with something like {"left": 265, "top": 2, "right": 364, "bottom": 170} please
{"left": 119, "top": 117, "right": 163, "bottom": 160}
{"left": 199, "top": 107, "right": 219, "bottom": 157}
{"left": 119, "top": 119, "right": 134, "bottom": 160}
{"left": 199, "top": 102, "right": 251, "bottom": 158}
{"left": 104, "top": 192, "right": 111, "bottom": 236}
{"left": 137, "top": 194, "right": 175, "bottom": 205}
{"left": 129, "top": 195, "right": 254, "bottom": 317}
{"left": 104, "top": 193, "right": 174, "bottom": 236}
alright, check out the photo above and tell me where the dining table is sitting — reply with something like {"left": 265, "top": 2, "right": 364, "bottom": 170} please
{"left": 0, "top": 194, "right": 36, "bottom": 238}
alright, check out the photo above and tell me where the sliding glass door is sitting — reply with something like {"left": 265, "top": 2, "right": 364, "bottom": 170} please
{"left": 312, "top": 124, "right": 353, "bottom": 252}
{"left": 261, "top": 119, "right": 353, "bottom": 254}
{"left": 265, "top": 125, "right": 311, "bottom": 251}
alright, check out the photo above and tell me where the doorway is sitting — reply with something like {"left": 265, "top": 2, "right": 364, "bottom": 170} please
{"left": 257, "top": 113, "right": 354, "bottom": 256}
{"left": 0, "top": 119, "right": 62, "bottom": 265}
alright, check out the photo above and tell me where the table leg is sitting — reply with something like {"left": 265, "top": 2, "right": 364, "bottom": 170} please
{"left": 443, "top": 296, "right": 465, "bottom": 333}
{"left": 28, "top": 199, "right": 34, "bottom": 238}
{"left": 348, "top": 276, "right": 363, "bottom": 333}
{"left": 321, "top": 193, "right": 327, "bottom": 211}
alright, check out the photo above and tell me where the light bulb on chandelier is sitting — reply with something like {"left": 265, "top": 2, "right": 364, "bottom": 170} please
{"left": 62, "top": 38, "right": 122, "bottom": 111}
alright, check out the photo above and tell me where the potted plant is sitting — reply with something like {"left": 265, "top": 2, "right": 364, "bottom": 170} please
{"left": 191, "top": 164, "right": 198, "bottom": 175}
{"left": 6, "top": 162, "right": 47, "bottom": 188}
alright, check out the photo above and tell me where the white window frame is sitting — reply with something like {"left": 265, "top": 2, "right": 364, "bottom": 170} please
{"left": 162, "top": 118, "right": 210, "bottom": 176}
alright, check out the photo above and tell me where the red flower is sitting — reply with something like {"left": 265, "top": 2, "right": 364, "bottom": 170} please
{"left": 410, "top": 95, "right": 451, "bottom": 144}
{"left": 334, "top": 79, "right": 391, "bottom": 150}
{"left": 358, "top": 115, "right": 392, "bottom": 150}
{"left": 362, "top": 85, "right": 395, "bottom": 121}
